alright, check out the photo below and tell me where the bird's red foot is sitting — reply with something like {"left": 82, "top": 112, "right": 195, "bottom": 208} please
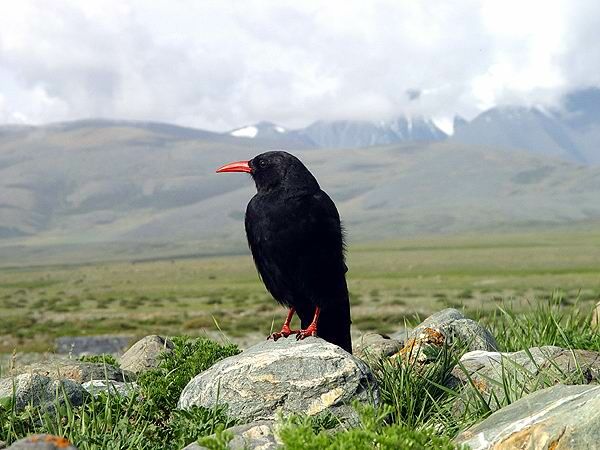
{"left": 267, "top": 325, "right": 299, "bottom": 341}
{"left": 296, "top": 324, "right": 317, "bottom": 340}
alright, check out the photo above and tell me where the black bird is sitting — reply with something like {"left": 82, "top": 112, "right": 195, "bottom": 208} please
{"left": 216, "top": 151, "right": 352, "bottom": 353}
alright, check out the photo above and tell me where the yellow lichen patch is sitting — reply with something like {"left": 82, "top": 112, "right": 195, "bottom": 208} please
{"left": 29, "top": 435, "right": 73, "bottom": 448}
{"left": 493, "top": 423, "right": 564, "bottom": 450}
{"left": 422, "top": 327, "right": 445, "bottom": 346}
{"left": 306, "top": 387, "right": 343, "bottom": 416}
{"left": 397, "top": 337, "right": 417, "bottom": 358}
{"left": 472, "top": 378, "right": 488, "bottom": 393}
{"left": 251, "top": 373, "right": 278, "bottom": 383}
{"left": 392, "top": 327, "right": 446, "bottom": 362}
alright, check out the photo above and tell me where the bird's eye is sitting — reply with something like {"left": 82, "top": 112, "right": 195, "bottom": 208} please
{"left": 259, "top": 160, "right": 267, "bottom": 168}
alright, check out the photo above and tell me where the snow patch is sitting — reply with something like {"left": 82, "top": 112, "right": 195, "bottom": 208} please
{"left": 231, "top": 126, "right": 258, "bottom": 138}
{"left": 274, "top": 126, "right": 286, "bottom": 133}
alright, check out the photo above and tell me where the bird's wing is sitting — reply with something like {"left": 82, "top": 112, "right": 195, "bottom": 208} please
{"left": 245, "top": 195, "right": 291, "bottom": 305}
{"left": 244, "top": 190, "right": 347, "bottom": 307}
{"left": 293, "top": 190, "right": 348, "bottom": 304}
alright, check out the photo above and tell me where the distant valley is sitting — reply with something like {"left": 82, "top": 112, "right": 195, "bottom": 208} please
{"left": 0, "top": 88, "right": 599, "bottom": 265}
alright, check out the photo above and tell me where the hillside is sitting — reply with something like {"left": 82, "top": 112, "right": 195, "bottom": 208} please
{"left": 451, "top": 88, "right": 600, "bottom": 164}
{"left": 1, "top": 119, "right": 600, "bottom": 264}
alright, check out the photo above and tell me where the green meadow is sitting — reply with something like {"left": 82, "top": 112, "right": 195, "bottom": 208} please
{"left": 1, "top": 228, "right": 599, "bottom": 354}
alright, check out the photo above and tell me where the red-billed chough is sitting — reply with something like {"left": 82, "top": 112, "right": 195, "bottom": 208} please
{"left": 216, "top": 151, "right": 352, "bottom": 353}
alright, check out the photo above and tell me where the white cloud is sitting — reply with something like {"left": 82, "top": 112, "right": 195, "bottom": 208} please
{"left": 0, "top": 0, "right": 597, "bottom": 130}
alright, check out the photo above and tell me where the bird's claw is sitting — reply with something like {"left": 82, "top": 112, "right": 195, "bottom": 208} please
{"left": 267, "top": 326, "right": 298, "bottom": 341}
{"left": 296, "top": 326, "right": 317, "bottom": 340}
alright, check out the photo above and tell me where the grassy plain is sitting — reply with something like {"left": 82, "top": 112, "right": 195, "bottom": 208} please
{"left": 1, "top": 228, "right": 599, "bottom": 353}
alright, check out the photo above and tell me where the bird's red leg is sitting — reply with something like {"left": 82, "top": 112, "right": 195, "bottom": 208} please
{"left": 267, "top": 308, "right": 299, "bottom": 341}
{"left": 296, "top": 306, "right": 320, "bottom": 340}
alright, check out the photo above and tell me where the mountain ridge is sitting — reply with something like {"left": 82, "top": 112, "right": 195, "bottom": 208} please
{"left": 1, "top": 118, "right": 600, "bottom": 264}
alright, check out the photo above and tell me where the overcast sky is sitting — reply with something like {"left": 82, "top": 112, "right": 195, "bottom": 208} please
{"left": 0, "top": 0, "right": 599, "bottom": 133}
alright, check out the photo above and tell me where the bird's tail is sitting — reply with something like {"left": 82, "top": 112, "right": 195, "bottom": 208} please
{"left": 317, "top": 298, "right": 352, "bottom": 354}
{"left": 297, "top": 294, "right": 352, "bottom": 354}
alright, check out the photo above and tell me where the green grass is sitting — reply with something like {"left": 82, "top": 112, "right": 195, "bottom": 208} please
{"left": 1, "top": 229, "right": 600, "bottom": 447}
{"left": 2, "top": 298, "right": 599, "bottom": 449}
{"left": 0, "top": 337, "right": 239, "bottom": 449}
{"left": 1, "top": 229, "right": 599, "bottom": 353}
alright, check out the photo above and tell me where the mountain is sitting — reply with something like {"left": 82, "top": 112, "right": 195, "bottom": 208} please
{"left": 299, "top": 116, "right": 446, "bottom": 149}
{"left": 452, "top": 89, "right": 600, "bottom": 164}
{"left": 451, "top": 106, "right": 586, "bottom": 163}
{"left": 227, "top": 121, "right": 315, "bottom": 149}
{"left": 1, "top": 119, "right": 600, "bottom": 265}
{"left": 229, "top": 121, "right": 287, "bottom": 139}
{"left": 558, "top": 88, "right": 600, "bottom": 164}
{"left": 224, "top": 116, "right": 446, "bottom": 150}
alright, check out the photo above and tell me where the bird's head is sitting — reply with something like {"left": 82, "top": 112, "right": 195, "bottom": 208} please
{"left": 216, "top": 150, "right": 319, "bottom": 194}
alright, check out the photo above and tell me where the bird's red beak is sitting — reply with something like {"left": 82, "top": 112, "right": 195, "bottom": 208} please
{"left": 216, "top": 160, "right": 252, "bottom": 174}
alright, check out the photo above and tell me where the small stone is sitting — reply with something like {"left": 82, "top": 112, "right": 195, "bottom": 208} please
{"left": 449, "top": 346, "right": 600, "bottom": 414}
{"left": 6, "top": 434, "right": 77, "bottom": 450}
{"left": 119, "top": 335, "right": 174, "bottom": 374}
{"left": 183, "top": 421, "right": 281, "bottom": 450}
{"left": 393, "top": 309, "right": 498, "bottom": 363}
{"left": 455, "top": 384, "right": 600, "bottom": 449}
{"left": 82, "top": 380, "right": 139, "bottom": 397}
{"left": 178, "top": 336, "right": 376, "bottom": 423}
{"left": 353, "top": 333, "right": 403, "bottom": 360}
{"left": 10, "top": 361, "right": 132, "bottom": 384}
{"left": 0, "top": 374, "right": 87, "bottom": 413}
{"left": 388, "top": 327, "right": 412, "bottom": 344}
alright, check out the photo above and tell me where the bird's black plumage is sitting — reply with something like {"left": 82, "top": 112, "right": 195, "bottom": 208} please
{"left": 241, "top": 151, "right": 352, "bottom": 353}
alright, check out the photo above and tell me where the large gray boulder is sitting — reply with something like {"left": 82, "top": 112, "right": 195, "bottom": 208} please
{"left": 395, "top": 308, "right": 498, "bottom": 363}
{"left": 0, "top": 374, "right": 87, "bottom": 412}
{"left": 6, "top": 435, "right": 77, "bottom": 450}
{"left": 9, "top": 360, "right": 132, "bottom": 384}
{"left": 450, "top": 346, "right": 600, "bottom": 413}
{"left": 178, "top": 337, "right": 375, "bottom": 423}
{"left": 455, "top": 384, "right": 600, "bottom": 449}
{"left": 119, "top": 335, "right": 174, "bottom": 374}
{"left": 183, "top": 421, "right": 281, "bottom": 450}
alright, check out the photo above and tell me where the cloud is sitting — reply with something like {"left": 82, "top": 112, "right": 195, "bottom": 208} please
{"left": 0, "top": 0, "right": 598, "bottom": 130}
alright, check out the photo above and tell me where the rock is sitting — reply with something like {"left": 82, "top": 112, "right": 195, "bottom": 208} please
{"left": 0, "top": 440, "right": 6, "bottom": 449}
{"left": 353, "top": 333, "right": 403, "bottom": 360}
{"left": 183, "top": 421, "right": 281, "bottom": 450}
{"left": 6, "top": 435, "right": 77, "bottom": 450}
{"left": 82, "top": 380, "right": 139, "bottom": 397}
{"left": 388, "top": 327, "right": 412, "bottom": 343}
{"left": 455, "top": 384, "right": 600, "bottom": 449}
{"left": 10, "top": 360, "right": 132, "bottom": 384}
{"left": 178, "top": 337, "right": 375, "bottom": 423}
{"left": 0, "top": 374, "right": 87, "bottom": 412}
{"left": 592, "top": 301, "right": 600, "bottom": 329}
{"left": 449, "top": 346, "right": 600, "bottom": 413}
{"left": 55, "top": 335, "right": 131, "bottom": 356}
{"left": 119, "top": 335, "right": 174, "bottom": 374}
{"left": 394, "top": 309, "right": 498, "bottom": 363}
{"left": 0, "top": 354, "right": 69, "bottom": 374}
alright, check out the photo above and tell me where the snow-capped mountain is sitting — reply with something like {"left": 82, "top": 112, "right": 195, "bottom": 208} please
{"left": 225, "top": 116, "right": 447, "bottom": 149}
{"left": 227, "top": 121, "right": 316, "bottom": 149}
{"left": 229, "top": 121, "right": 287, "bottom": 139}
{"left": 299, "top": 116, "right": 446, "bottom": 149}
